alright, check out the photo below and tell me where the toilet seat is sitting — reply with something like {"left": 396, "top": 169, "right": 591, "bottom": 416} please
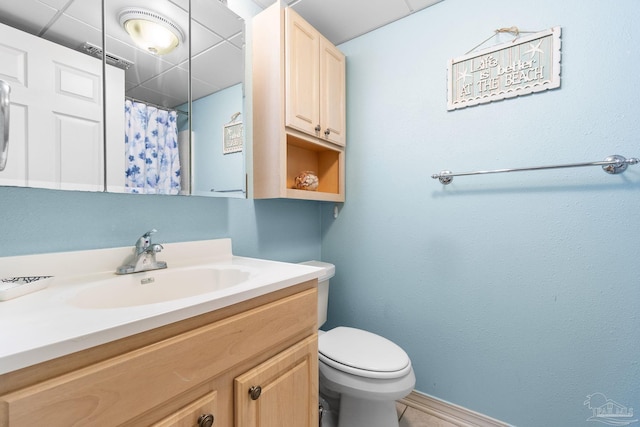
{"left": 319, "top": 327, "right": 412, "bottom": 379}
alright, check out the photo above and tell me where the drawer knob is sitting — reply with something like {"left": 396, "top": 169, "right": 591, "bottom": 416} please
{"left": 198, "top": 413, "right": 214, "bottom": 427}
{"left": 315, "top": 125, "right": 321, "bottom": 132}
{"left": 324, "top": 128, "right": 331, "bottom": 137}
{"left": 249, "top": 385, "right": 262, "bottom": 400}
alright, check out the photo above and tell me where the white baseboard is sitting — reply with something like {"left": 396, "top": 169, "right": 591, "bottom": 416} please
{"left": 398, "top": 391, "right": 512, "bottom": 427}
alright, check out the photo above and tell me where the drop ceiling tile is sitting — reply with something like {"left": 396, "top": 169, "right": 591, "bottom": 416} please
{"left": 406, "top": 0, "right": 444, "bottom": 12}
{"left": 38, "top": 0, "right": 69, "bottom": 9}
{"left": 251, "top": 0, "right": 276, "bottom": 9}
{"left": 191, "top": 77, "right": 221, "bottom": 102}
{"left": 191, "top": 41, "right": 243, "bottom": 91}
{"left": 292, "top": 0, "right": 411, "bottom": 45}
{"left": 104, "top": 36, "right": 184, "bottom": 88}
{"left": 0, "top": 1, "right": 58, "bottom": 35}
{"left": 169, "top": 0, "right": 188, "bottom": 12}
{"left": 192, "top": 0, "right": 244, "bottom": 39}
{"left": 191, "top": 18, "right": 225, "bottom": 58}
{"left": 44, "top": 14, "right": 102, "bottom": 52}
{"left": 229, "top": 31, "right": 244, "bottom": 49}
{"left": 130, "top": 65, "right": 189, "bottom": 107}
{"left": 62, "top": 0, "right": 102, "bottom": 30}
{"left": 227, "top": 0, "right": 264, "bottom": 20}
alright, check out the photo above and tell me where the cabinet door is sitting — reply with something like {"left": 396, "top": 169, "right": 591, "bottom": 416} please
{"left": 151, "top": 391, "right": 217, "bottom": 427}
{"left": 319, "top": 37, "right": 346, "bottom": 147}
{"left": 235, "top": 335, "right": 318, "bottom": 427}
{"left": 285, "top": 9, "right": 320, "bottom": 137}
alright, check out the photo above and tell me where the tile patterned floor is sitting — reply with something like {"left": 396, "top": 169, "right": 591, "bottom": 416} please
{"left": 397, "top": 403, "right": 458, "bottom": 427}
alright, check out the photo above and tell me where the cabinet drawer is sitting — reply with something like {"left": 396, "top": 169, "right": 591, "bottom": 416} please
{"left": 0, "top": 288, "right": 317, "bottom": 426}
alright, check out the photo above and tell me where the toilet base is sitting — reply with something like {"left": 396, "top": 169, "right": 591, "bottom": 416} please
{"left": 319, "top": 359, "right": 415, "bottom": 427}
{"left": 338, "top": 395, "right": 398, "bottom": 427}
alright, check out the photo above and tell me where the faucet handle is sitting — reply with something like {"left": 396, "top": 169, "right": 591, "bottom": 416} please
{"left": 135, "top": 229, "right": 158, "bottom": 254}
{"left": 142, "top": 229, "right": 157, "bottom": 238}
{"left": 148, "top": 243, "right": 164, "bottom": 254}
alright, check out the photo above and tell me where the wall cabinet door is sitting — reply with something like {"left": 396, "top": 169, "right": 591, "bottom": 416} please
{"left": 285, "top": 9, "right": 345, "bottom": 147}
{"left": 234, "top": 335, "right": 318, "bottom": 427}
{"left": 285, "top": 11, "right": 320, "bottom": 138}
{"left": 319, "top": 38, "right": 346, "bottom": 146}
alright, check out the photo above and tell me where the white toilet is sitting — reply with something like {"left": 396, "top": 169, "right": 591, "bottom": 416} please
{"left": 301, "top": 261, "right": 416, "bottom": 427}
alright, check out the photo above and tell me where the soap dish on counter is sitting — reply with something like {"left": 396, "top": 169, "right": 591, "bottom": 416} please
{"left": 0, "top": 276, "right": 53, "bottom": 301}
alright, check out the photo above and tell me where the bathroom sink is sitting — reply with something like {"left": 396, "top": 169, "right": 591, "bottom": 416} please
{"left": 69, "top": 267, "right": 251, "bottom": 309}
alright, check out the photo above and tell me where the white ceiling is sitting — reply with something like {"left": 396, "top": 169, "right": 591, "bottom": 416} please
{"left": 254, "top": 0, "right": 443, "bottom": 45}
{"left": 0, "top": 0, "right": 442, "bottom": 108}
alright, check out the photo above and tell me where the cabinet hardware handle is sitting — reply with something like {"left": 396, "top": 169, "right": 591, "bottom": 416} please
{"left": 315, "top": 125, "right": 321, "bottom": 132}
{"left": 197, "top": 413, "right": 214, "bottom": 427}
{"left": 324, "top": 128, "right": 331, "bottom": 137}
{"left": 249, "top": 385, "right": 262, "bottom": 400}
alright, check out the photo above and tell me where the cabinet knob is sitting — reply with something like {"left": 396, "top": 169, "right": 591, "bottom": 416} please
{"left": 315, "top": 125, "right": 321, "bottom": 132}
{"left": 197, "top": 413, "right": 214, "bottom": 427}
{"left": 249, "top": 385, "right": 262, "bottom": 400}
{"left": 324, "top": 128, "right": 331, "bottom": 137}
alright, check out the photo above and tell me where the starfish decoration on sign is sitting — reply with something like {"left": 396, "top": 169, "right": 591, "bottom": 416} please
{"left": 457, "top": 67, "right": 471, "bottom": 83}
{"left": 524, "top": 40, "right": 544, "bottom": 59}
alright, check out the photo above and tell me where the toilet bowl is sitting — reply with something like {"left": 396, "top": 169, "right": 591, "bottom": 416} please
{"left": 301, "top": 261, "right": 415, "bottom": 427}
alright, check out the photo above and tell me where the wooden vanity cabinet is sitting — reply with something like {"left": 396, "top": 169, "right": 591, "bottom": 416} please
{"left": 0, "top": 283, "right": 318, "bottom": 427}
{"left": 252, "top": 5, "right": 346, "bottom": 202}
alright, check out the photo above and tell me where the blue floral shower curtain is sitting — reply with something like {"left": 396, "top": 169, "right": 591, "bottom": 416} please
{"left": 124, "top": 100, "right": 181, "bottom": 194}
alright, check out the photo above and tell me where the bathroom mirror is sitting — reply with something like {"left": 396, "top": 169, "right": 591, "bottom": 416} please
{"left": 0, "top": 0, "right": 246, "bottom": 198}
{"left": 185, "top": 0, "right": 246, "bottom": 198}
{"left": 0, "top": 0, "right": 106, "bottom": 191}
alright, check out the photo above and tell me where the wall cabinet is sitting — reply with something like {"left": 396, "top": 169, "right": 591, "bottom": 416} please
{"left": 0, "top": 283, "right": 318, "bottom": 426}
{"left": 252, "top": 5, "right": 346, "bottom": 202}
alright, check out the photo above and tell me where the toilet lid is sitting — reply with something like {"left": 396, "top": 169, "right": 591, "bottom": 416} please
{"left": 319, "top": 327, "right": 412, "bottom": 379}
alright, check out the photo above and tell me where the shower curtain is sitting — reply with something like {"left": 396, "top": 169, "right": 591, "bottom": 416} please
{"left": 124, "top": 100, "right": 181, "bottom": 194}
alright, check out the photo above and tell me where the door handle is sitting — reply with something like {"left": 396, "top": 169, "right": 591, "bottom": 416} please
{"left": 0, "top": 79, "right": 10, "bottom": 171}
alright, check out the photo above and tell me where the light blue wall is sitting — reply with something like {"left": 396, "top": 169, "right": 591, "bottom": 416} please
{"left": 321, "top": 0, "right": 639, "bottom": 426}
{"left": 0, "top": 186, "right": 321, "bottom": 262}
{"left": 2, "top": 1, "right": 639, "bottom": 425}
{"left": 191, "top": 83, "right": 245, "bottom": 196}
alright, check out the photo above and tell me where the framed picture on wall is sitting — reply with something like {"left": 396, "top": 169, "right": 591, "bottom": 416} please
{"left": 223, "top": 122, "right": 243, "bottom": 154}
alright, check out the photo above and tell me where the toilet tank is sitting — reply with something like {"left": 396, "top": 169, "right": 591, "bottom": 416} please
{"left": 300, "top": 261, "right": 335, "bottom": 328}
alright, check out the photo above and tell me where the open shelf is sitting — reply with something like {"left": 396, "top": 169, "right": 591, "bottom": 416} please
{"left": 286, "top": 133, "right": 343, "bottom": 201}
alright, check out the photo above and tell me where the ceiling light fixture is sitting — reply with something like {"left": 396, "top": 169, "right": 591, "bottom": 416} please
{"left": 118, "top": 8, "right": 185, "bottom": 55}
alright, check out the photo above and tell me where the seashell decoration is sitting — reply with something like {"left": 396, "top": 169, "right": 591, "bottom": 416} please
{"left": 294, "top": 171, "right": 319, "bottom": 191}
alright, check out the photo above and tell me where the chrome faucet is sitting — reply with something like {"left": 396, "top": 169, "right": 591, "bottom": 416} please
{"left": 116, "top": 229, "right": 167, "bottom": 274}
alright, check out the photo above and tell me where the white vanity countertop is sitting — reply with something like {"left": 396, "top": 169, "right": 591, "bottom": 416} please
{"left": 0, "top": 239, "right": 322, "bottom": 375}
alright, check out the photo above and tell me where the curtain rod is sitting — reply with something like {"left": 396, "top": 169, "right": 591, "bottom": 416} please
{"left": 432, "top": 155, "right": 639, "bottom": 185}
{"left": 125, "top": 96, "right": 189, "bottom": 116}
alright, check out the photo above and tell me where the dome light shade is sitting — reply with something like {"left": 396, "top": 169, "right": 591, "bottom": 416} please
{"left": 119, "top": 8, "right": 185, "bottom": 55}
